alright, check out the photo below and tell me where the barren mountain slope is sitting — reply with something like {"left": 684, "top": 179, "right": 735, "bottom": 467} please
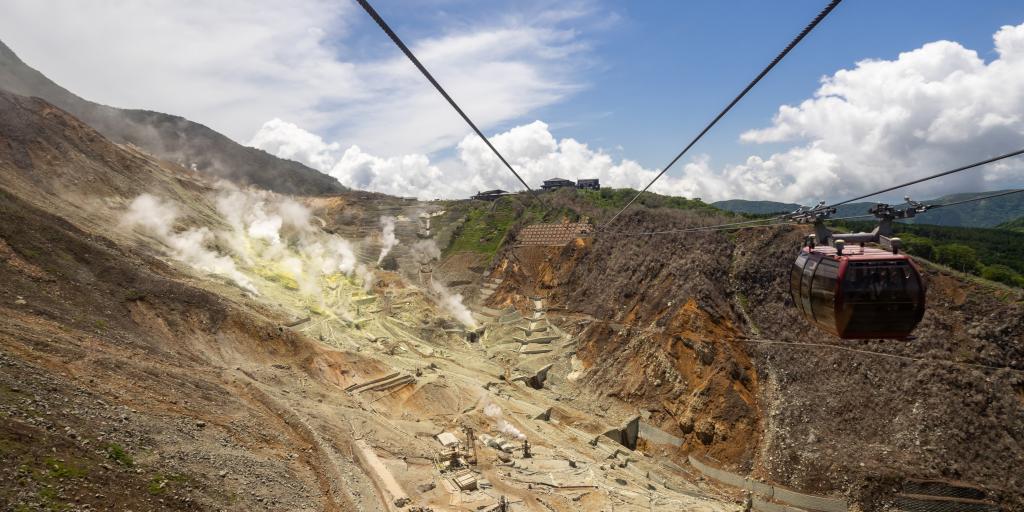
{"left": 486, "top": 207, "right": 1024, "bottom": 508}
{"left": 1, "top": 91, "right": 745, "bottom": 512}
{"left": 0, "top": 39, "right": 344, "bottom": 196}
{"left": 0, "top": 86, "right": 382, "bottom": 512}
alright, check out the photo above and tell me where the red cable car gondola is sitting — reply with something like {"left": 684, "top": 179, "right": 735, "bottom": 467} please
{"left": 788, "top": 202, "right": 927, "bottom": 339}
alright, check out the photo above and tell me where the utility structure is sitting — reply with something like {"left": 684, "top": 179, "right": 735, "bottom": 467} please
{"left": 787, "top": 197, "right": 929, "bottom": 339}
{"left": 417, "top": 212, "right": 432, "bottom": 239}
{"left": 463, "top": 426, "right": 478, "bottom": 466}
{"left": 380, "top": 289, "right": 395, "bottom": 317}
{"left": 416, "top": 213, "right": 435, "bottom": 288}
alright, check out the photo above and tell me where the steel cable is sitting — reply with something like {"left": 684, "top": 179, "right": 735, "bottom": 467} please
{"left": 602, "top": 0, "right": 843, "bottom": 230}
{"left": 826, "top": 148, "right": 1024, "bottom": 208}
{"left": 614, "top": 188, "right": 1024, "bottom": 237}
{"left": 355, "top": 0, "right": 546, "bottom": 207}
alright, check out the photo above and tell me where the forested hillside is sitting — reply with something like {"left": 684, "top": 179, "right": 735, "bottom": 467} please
{"left": 838, "top": 220, "right": 1024, "bottom": 287}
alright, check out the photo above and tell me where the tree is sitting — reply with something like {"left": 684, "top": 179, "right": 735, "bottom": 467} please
{"left": 981, "top": 264, "right": 1024, "bottom": 287}
{"left": 934, "top": 244, "right": 981, "bottom": 274}
{"left": 902, "top": 235, "right": 935, "bottom": 260}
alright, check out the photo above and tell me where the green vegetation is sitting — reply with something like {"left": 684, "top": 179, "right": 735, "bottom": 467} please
{"left": 148, "top": 473, "right": 188, "bottom": 495}
{"left": 982, "top": 264, "right": 1024, "bottom": 287}
{"left": 37, "top": 485, "right": 68, "bottom": 511}
{"left": 44, "top": 457, "right": 87, "bottom": 479}
{"left": 934, "top": 243, "right": 981, "bottom": 274}
{"left": 443, "top": 197, "right": 574, "bottom": 257}
{"left": 997, "top": 215, "right": 1024, "bottom": 233}
{"left": 835, "top": 220, "right": 1024, "bottom": 287}
{"left": 446, "top": 188, "right": 722, "bottom": 257}
{"left": 576, "top": 188, "right": 718, "bottom": 213}
{"left": 105, "top": 443, "right": 134, "bottom": 466}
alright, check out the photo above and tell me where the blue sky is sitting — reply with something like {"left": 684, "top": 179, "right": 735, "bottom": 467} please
{"left": 2, "top": 0, "right": 1023, "bottom": 202}
{"left": 364, "top": 0, "right": 1023, "bottom": 169}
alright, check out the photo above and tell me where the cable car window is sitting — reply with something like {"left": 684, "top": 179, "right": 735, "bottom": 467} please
{"left": 800, "top": 256, "right": 818, "bottom": 319}
{"left": 810, "top": 259, "right": 839, "bottom": 328}
{"left": 791, "top": 252, "right": 810, "bottom": 315}
{"left": 841, "top": 260, "right": 923, "bottom": 336}
{"left": 843, "top": 261, "right": 917, "bottom": 303}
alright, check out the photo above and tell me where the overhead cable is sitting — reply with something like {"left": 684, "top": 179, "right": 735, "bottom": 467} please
{"left": 602, "top": 0, "right": 843, "bottom": 230}
{"left": 823, "top": 189, "right": 1024, "bottom": 223}
{"left": 618, "top": 188, "right": 1024, "bottom": 237}
{"left": 827, "top": 148, "right": 1024, "bottom": 208}
{"left": 927, "top": 188, "right": 1024, "bottom": 210}
{"left": 623, "top": 216, "right": 791, "bottom": 236}
{"left": 355, "top": 0, "right": 546, "bottom": 207}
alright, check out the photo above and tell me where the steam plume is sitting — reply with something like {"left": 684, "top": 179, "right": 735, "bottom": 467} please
{"left": 482, "top": 399, "right": 525, "bottom": 440}
{"left": 122, "top": 184, "right": 373, "bottom": 304}
{"left": 377, "top": 216, "right": 397, "bottom": 265}
{"left": 122, "top": 194, "right": 257, "bottom": 294}
{"left": 411, "top": 238, "right": 441, "bottom": 263}
{"left": 431, "top": 281, "right": 478, "bottom": 329}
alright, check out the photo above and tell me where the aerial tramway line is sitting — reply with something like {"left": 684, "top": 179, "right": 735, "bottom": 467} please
{"left": 781, "top": 150, "right": 1024, "bottom": 339}
{"left": 355, "top": 0, "right": 1023, "bottom": 340}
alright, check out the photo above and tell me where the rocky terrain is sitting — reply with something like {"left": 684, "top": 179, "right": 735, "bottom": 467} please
{"left": 1, "top": 40, "right": 1022, "bottom": 512}
{"left": 485, "top": 204, "right": 1024, "bottom": 509}
{"left": 0, "top": 89, "right": 750, "bottom": 511}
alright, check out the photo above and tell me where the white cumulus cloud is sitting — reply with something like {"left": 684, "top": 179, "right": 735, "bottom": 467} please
{"left": 732, "top": 22, "right": 1024, "bottom": 203}
{"left": 0, "top": 0, "right": 596, "bottom": 156}
{"left": 251, "top": 21, "right": 1024, "bottom": 204}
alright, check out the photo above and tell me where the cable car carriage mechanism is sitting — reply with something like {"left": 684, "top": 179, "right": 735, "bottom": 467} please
{"left": 788, "top": 199, "right": 931, "bottom": 339}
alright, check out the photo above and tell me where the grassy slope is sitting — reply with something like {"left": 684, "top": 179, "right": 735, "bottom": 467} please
{"left": 442, "top": 188, "right": 724, "bottom": 257}
{"left": 445, "top": 187, "right": 1024, "bottom": 289}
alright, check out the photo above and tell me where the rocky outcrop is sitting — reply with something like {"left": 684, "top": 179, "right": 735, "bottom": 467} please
{"left": 491, "top": 207, "right": 1024, "bottom": 508}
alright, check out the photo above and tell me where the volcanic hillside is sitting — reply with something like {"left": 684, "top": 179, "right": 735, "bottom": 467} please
{"left": 2, "top": 53, "right": 1023, "bottom": 512}
{"left": 0, "top": 39, "right": 345, "bottom": 196}
{"left": 0, "top": 90, "right": 749, "bottom": 512}
{"left": 483, "top": 197, "right": 1024, "bottom": 509}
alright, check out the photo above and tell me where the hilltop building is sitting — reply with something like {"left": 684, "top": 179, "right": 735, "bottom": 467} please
{"left": 541, "top": 178, "right": 575, "bottom": 191}
{"left": 471, "top": 189, "right": 509, "bottom": 201}
{"left": 540, "top": 177, "right": 601, "bottom": 191}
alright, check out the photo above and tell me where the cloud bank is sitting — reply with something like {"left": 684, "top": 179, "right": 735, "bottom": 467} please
{"left": 253, "top": 22, "right": 1024, "bottom": 204}
{"left": 0, "top": 0, "right": 594, "bottom": 156}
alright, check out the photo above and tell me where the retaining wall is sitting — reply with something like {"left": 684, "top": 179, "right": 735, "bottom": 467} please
{"left": 687, "top": 455, "right": 848, "bottom": 512}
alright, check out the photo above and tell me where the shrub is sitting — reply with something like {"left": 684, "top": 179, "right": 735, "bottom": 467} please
{"left": 106, "top": 443, "right": 133, "bottom": 466}
{"left": 981, "top": 264, "right": 1024, "bottom": 287}
{"left": 934, "top": 243, "right": 981, "bottom": 274}
{"left": 902, "top": 235, "right": 935, "bottom": 260}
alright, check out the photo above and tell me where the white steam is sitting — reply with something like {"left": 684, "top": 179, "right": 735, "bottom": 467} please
{"left": 121, "top": 184, "right": 379, "bottom": 302}
{"left": 376, "top": 215, "right": 397, "bottom": 265}
{"left": 410, "top": 238, "right": 475, "bottom": 328}
{"left": 482, "top": 399, "right": 525, "bottom": 440}
{"left": 122, "top": 194, "right": 257, "bottom": 294}
{"left": 411, "top": 238, "right": 441, "bottom": 264}
{"left": 431, "top": 281, "right": 478, "bottom": 329}
{"left": 355, "top": 263, "right": 376, "bottom": 292}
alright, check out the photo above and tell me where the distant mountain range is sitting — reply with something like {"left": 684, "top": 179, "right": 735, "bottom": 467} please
{"left": 713, "top": 191, "right": 1024, "bottom": 229}
{"left": 0, "top": 40, "right": 344, "bottom": 196}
